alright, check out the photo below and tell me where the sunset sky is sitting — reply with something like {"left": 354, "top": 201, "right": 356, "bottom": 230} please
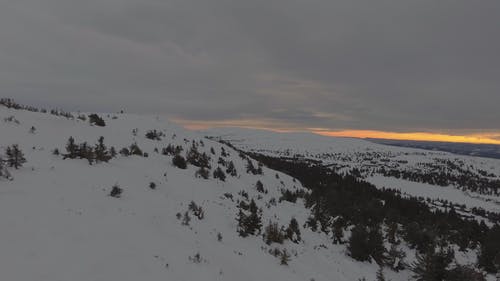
{"left": 1, "top": 0, "right": 499, "bottom": 144}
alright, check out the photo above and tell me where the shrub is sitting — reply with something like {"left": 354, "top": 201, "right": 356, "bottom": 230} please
{"left": 109, "top": 184, "right": 123, "bottom": 198}
{"left": 195, "top": 167, "right": 210, "bottom": 179}
{"left": 173, "top": 154, "right": 187, "bottom": 169}
{"left": 145, "top": 130, "right": 163, "bottom": 141}
{"left": 88, "top": 114, "right": 105, "bottom": 126}
{"left": 119, "top": 148, "right": 130, "bottom": 156}
{"left": 263, "top": 221, "right": 285, "bottom": 245}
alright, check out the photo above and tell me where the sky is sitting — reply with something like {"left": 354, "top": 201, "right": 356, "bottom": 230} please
{"left": 1, "top": 0, "right": 499, "bottom": 144}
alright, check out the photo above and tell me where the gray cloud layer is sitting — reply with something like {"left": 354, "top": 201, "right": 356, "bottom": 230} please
{"left": 1, "top": 0, "right": 499, "bottom": 131}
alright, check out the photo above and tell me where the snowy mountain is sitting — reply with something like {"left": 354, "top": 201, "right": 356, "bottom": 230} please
{"left": 1, "top": 101, "right": 499, "bottom": 281}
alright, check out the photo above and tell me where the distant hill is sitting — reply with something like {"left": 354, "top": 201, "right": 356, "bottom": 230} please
{"left": 367, "top": 138, "right": 500, "bottom": 159}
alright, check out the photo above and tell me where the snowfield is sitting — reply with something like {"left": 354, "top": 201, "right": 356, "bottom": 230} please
{"left": 207, "top": 127, "right": 500, "bottom": 215}
{"left": 0, "top": 106, "right": 399, "bottom": 281}
{"left": 1, "top": 106, "right": 499, "bottom": 280}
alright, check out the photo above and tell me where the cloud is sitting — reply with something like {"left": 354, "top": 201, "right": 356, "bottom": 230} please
{"left": 0, "top": 0, "right": 499, "bottom": 132}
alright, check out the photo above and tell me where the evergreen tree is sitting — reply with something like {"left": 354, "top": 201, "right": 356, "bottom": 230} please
{"left": 446, "top": 265, "right": 485, "bottom": 281}
{"left": 246, "top": 199, "right": 262, "bottom": 235}
{"left": 88, "top": 113, "right": 105, "bottom": 126}
{"left": 348, "top": 225, "right": 371, "bottom": 262}
{"left": 236, "top": 199, "right": 262, "bottom": 237}
{"left": 109, "top": 147, "right": 117, "bottom": 158}
{"left": 412, "top": 247, "right": 453, "bottom": 281}
{"left": 119, "top": 147, "right": 130, "bottom": 156}
{"left": 5, "top": 145, "right": 26, "bottom": 169}
{"left": 195, "top": 167, "right": 210, "bottom": 179}
{"left": 387, "top": 244, "right": 407, "bottom": 271}
{"left": 94, "top": 136, "right": 111, "bottom": 162}
{"left": 78, "top": 142, "right": 94, "bottom": 164}
{"left": 162, "top": 144, "right": 175, "bottom": 156}
{"left": 246, "top": 159, "right": 257, "bottom": 174}
{"left": 387, "top": 222, "right": 399, "bottom": 244}
{"left": 478, "top": 225, "right": 500, "bottom": 273}
{"left": 64, "top": 136, "right": 78, "bottom": 159}
{"left": 226, "top": 161, "right": 237, "bottom": 177}
{"left": 285, "top": 218, "right": 301, "bottom": 243}
{"left": 172, "top": 154, "right": 187, "bottom": 169}
{"left": 256, "top": 180, "right": 265, "bottom": 193}
{"left": 333, "top": 217, "right": 346, "bottom": 244}
{"left": 145, "top": 130, "right": 162, "bottom": 140}
{"left": 368, "top": 225, "right": 386, "bottom": 265}
{"left": 236, "top": 209, "right": 249, "bottom": 237}
{"left": 280, "top": 249, "right": 291, "bottom": 265}
{"left": 129, "top": 143, "right": 143, "bottom": 156}
{"left": 213, "top": 167, "right": 226, "bottom": 181}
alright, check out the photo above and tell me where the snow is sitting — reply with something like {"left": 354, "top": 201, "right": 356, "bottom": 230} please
{"left": 0, "top": 107, "right": 404, "bottom": 281}
{"left": 367, "top": 176, "right": 500, "bottom": 213}
{"left": 207, "top": 127, "right": 500, "bottom": 214}
{"left": 1, "top": 107, "right": 498, "bottom": 280}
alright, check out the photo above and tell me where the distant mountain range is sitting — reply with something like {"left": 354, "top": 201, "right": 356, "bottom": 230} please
{"left": 367, "top": 138, "right": 500, "bottom": 159}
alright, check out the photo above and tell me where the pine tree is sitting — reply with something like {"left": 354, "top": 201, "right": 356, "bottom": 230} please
{"left": 286, "top": 218, "right": 301, "bottom": 243}
{"left": 78, "top": 142, "right": 94, "bottom": 164}
{"left": 387, "top": 244, "right": 407, "bottom": 271}
{"left": 333, "top": 217, "right": 346, "bottom": 244}
{"left": 213, "top": 167, "right": 226, "bottom": 181}
{"left": 109, "top": 147, "right": 117, "bottom": 158}
{"left": 412, "top": 247, "right": 453, "bottom": 281}
{"left": 226, "top": 161, "right": 237, "bottom": 176}
{"left": 246, "top": 199, "right": 262, "bottom": 235}
{"left": 236, "top": 199, "right": 262, "bottom": 237}
{"left": 236, "top": 209, "right": 249, "bottom": 237}
{"left": 94, "top": 136, "right": 111, "bottom": 162}
{"left": 478, "top": 225, "right": 500, "bottom": 273}
{"left": 387, "top": 221, "right": 398, "bottom": 244}
{"left": 195, "top": 167, "right": 210, "bottom": 179}
{"left": 246, "top": 159, "right": 257, "bottom": 174}
{"left": 368, "top": 225, "right": 386, "bottom": 265}
{"left": 348, "top": 225, "right": 371, "bottom": 262}
{"left": 5, "top": 145, "right": 26, "bottom": 169}
{"left": 64, "top": 136, "right": 78, "bottom": 159}
{"left": 446, "top": 265, "right": 485, "bottom": 281}
{"left": 172, "top": 154, "right": 187, "bottom": 169}
{"left": 256, "top": 180, "right": 265, "bottom": 193}
{"left": 280, "top": 249, "right": 291, "bottom": 265}
{"left": 88, "top": 113, "right": 105, "bottom": 126}
{"left": 129, "top": 143, "right": 143, "bottom": 156}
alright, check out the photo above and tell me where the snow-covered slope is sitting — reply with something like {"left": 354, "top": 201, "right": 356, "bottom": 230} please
{"left": 206, "top": 127, "right": 500, "bottom": 216}
{"left": 0, "top": 106, "right": 414, "bottom": 281}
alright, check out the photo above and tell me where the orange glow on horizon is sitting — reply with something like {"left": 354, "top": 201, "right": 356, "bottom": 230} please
{"left": 314, "top": 130, "right": 500, "bottom": 145}
{"left": 172, "top": 118, "right": 500, "bottom": 145}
